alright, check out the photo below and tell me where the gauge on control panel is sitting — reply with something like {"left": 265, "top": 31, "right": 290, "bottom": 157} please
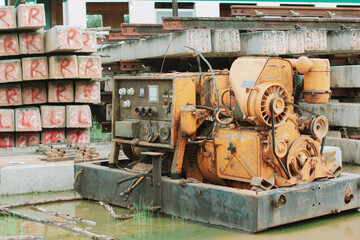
{"left": 148, "top": 85, "right": 159, "bottom": 102}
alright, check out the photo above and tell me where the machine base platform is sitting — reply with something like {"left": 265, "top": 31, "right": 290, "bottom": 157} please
{"left": 74, "top": 162, "right": 360, "bottom": 232}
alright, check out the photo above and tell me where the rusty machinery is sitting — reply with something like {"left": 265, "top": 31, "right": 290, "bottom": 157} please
{"left": 112, "top": 56, "right": 341, "bottom": 190}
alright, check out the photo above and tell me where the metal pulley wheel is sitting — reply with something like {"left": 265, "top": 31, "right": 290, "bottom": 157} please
{"left": 286, "top": 137, "right": 320, "bottom": 178}
{"left": 310, "top": 116, "right": 328, "bottom": 140}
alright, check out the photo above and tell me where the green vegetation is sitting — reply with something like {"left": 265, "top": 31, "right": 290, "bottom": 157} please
{"left": 86, "top": 15, "right": 103, "bottom": 28}
{"left": 90, "top": 121, "right": 109, "bottom": 142}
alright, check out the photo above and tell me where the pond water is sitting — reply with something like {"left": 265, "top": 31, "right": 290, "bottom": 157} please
{"left": 0, "top": 164, "right": 360, "bottom": 240}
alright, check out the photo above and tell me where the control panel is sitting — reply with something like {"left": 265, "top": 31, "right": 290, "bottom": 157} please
{"left": 116, "top": 77, "right": 174, "bottom": 144}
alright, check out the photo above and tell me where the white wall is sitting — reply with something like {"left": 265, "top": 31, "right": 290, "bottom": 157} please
{"left": 63, "top": 0, "right": 87, "bottom": 28}
{"left": 195, "top": 2, "right": 219, "bottom": 17}
{"left": 129, "top": 0, "right": 156, "bottom": 24}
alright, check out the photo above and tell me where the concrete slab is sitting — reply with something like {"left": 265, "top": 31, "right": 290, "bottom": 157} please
{"left": 0, "top": 109, "right": 14, "bottom": 132}
{"left": 326, "top": 137, "right": 360, "bottom": 165}
{"left": 75, "top": 81, "right": 101, "bottom": 103}
{"left": 77, "top": 31, "right": 97, "bottom": 53}
{"left": 286, "top": 30, "right": 304, "bottom": 54}
{"left": 66, "top": 105, "right": 91, "bottom": 128}
{"left": 77, "top": 56, "right": 102, "bottom": 79}
{"left": 48, "top": 81, "right": 74, "bottom": 103}
{"left": 0, "top": 132, "right": 14, "bottom": 148}
{"left": 0, "top": 162, "right": 74, "bottom": 195}
{"left": 22, "top": 81, "right": 47, "bottom": 105}
{"left": 67, "top": 128, "right": 90, "bottom": 144}
{"left": 19, "top": 31, "right": 45, "bottom": 54}
{"left": 300, "top": 102, "right": 360, "bottom": 128}
{"left": 120, "top": 29, "right": 212, "bottom": 60}
{"left": 211, "top": 29, "right": 240, "bottom": 55}
{"left": 0, "top": 6, "right": 16, "bottom": 30}
{"left": 0, "top": 59, "right": 22, "bottom": 83}
{"left": 106, "top": 104, "right": 112, "bottom": 121}
{"left": 327, "top": 29, "right": 360, "bottom": 53}
{"left": 0, "top": 33, "right": 19, "bottom": 56}
{"left": 45, "top": 26, "right": 83, "bottom": 52}
{"left": 49, "top": 55, "right": 78, "bottom": 79}
{"left": 22, "top": 56, "right": 48, "bottom": 80}
{"left": 0, "top": 83, "right": 22, "bottom": 106}
{"left": 15, "top": 107, "right": 42, "bottom": 132}
{"left": 331, "top": 65, "right": 360, "bottom": 88}
{"left": 304, "top": 28, "right": 327, "bottom": 52}
{"left": 15, "top": 132, "right": 40, "bottom": 147}
{"left": 241, "top": 31, "right": 286, "bottom": 55}
{"left": 16, "top": 3, "right": 45, "bottom": 30}
{"left": 40, "top": 105, "right": 66, "bottom": 129}
{"left": 41, "top": 129, "right": 65, "bottom": 144}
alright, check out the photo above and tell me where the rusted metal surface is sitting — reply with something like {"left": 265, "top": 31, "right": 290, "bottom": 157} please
{"left": 39, "top": 144, "right": 102, "bottom": 162}
{"left": 121, "top": 24, "right": 165, "bottom": 36}
{"left": 162, "top": 17, "right": 360, "bottom": 31}
{"left": 101, "top": 92, "right": 112, "bottom": 104}
{"left": 120, "top": 60, "right": 143, "bottom": 71}
{"left": 101, "top": 122, "right": 111, "bottom": 133}
{"left": 102, "top": 62, "right": 121, "bottom": 74}
{"left": 74, "top": 162, "right": 360, "bottom": 232}
{"left": 231, "top": 5, "right": 360, "bottom": 18}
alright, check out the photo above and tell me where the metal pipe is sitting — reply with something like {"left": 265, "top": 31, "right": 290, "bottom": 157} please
{"left": 172, "top": 0, "right": 179, "bottom": 17}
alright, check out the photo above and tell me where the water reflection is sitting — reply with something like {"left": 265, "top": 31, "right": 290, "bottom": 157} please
{"left": 0, "top": 165, "right": 359, "bottom": 240}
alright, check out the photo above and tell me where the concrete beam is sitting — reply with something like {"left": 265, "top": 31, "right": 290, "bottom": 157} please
{"left": 326, "top": 137, "right": 360, "bottom": 165}
{"left": 300, "top": 101, "right": 360, "bottom": 128}
{"left": 331, "top": 65, "right": 360, "bottom": 88}
{"left": 241, "top": 31, "right": 287, "bottom": 55}
{"left": 119, "top": 29, "right": 212, "bottom": 60}
{"left": 327, "top": 29, "right": 360, "bottom": 53}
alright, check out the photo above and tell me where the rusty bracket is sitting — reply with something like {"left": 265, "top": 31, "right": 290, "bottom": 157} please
{"left": 120, "top": 60, "right": 143, "bottom": 71}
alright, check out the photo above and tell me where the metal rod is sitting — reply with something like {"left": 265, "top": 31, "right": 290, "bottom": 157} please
{"left": 172, "top": 0, "right": 178, "bottom": 17}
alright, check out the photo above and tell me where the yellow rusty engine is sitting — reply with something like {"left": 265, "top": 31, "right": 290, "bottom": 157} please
{"left": 113, "top": 56, "right": 340, "bottom": 189}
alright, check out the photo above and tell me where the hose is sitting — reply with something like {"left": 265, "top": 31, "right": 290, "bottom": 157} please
{"left": 215, "top": 109, "right": 234, "bottom": 125}
{"left": 185, "top": 46, "right": 219, "bottom": 112}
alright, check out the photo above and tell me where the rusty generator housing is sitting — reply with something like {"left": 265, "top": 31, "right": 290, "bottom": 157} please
{"left": 112, "top": 56, "right": 340, "bottom": 189}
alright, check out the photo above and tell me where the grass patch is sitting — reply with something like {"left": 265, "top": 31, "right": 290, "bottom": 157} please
{"left": 90, "top": 121, "right": 110, "bottom": 142}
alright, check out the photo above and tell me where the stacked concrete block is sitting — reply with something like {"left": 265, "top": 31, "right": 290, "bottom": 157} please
{"left": 77, "top": 56, "right": 102, "bottom": 79}
{"left": 15, "top": 107, "right": 42, "bottom": 132}
{"left": 67, "top": 129, "right": 90, "bottom": 144}
{"left": 48, "top": 81, "right": 74, "bottom": 103}
{"left": 286, "top": 30, "right": 305, "bottom": 54}
{"left": 22, "top": 57, "right": 48, "bottom": 80}
{"left": 327, "top": 29, "right": 360, "bottom": 53}
{"left": 41, "top": 105, "right": 66, "bottom": 128}
{"left": 66, "top": 105, "right": 91, "bottom": 128}
{"left": 0, "top": 59, "right": 22, "bottom": 83}
{"left": 22, "top": 81, "right": 47, "bottom": 105}
{"left": 0, "top": 109, "right": 14, "bottom": 132}
{"left": 0, "top": 84, "right": 22, "bottom": 106}
{"left": 49, "top": 55, "right": 78, "bottom": 79}
{"left": 16, "top": 3, "right": 45, "bottom": 29}
{"left": 42, "top": 129, "right": 65, "bottom": 144}
{"left": 75, "top": 81, "right": 100, "bottom": 103}
{"left": 211, "top": 30, "right": 241, "bottom": 55}
{"left": 0, "top": 34, "right": 19, "bottom": 56}
{"left": 304, "top": 28, "right": 327, "bottom": 52}
{"left": 241, "top": 31, "right": 286, "bottom": 55}
{"left": 45, "top": 26, "right": 83, "bottom": 52}
{"left": 16, "top": 132, "right": 40, "bottom": 147}
{"left": 106, "top": 104, "right": 112, "bottom": 121}
{"left": 77, "top": 31, "right": 97, "bottom": 53}
{"left": 0, "top": 6, "right": 16, "bottom": 30}
{"left": 19, "top": 31, "right": 45, "bottom": 54}
{"left": 0, "top": 133, "right": 14, "bottom": 148}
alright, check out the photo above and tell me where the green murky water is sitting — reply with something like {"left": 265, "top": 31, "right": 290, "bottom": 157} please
{"left": 1, "top": 164, "right": 360, "bottom": 240}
